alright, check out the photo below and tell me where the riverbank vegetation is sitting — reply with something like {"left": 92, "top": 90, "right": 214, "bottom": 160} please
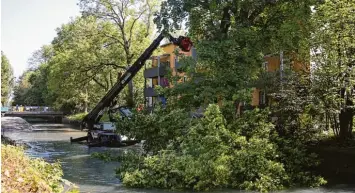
{"left": 67, "top": 112, "right": 88, "bottom": 122}
{"left": 9, "top": 0, "right": 355, "bottom": 192}
{"left": 1, "top": 144, "right": 66, "bottom": 193}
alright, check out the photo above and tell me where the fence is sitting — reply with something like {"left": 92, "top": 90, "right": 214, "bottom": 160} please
{"left": 2, "top": 106, "right": 55, "bottom": 113}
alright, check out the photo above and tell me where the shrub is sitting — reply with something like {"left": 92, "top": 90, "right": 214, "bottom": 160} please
{"left": 116, "top": 106, "right": 193, "bottom": 153}
{"left": 1, "top": 145, "right": 64, "bottom": 193}
{"left": 67, "top": 112, "right": 87, "bottom": 121}
{"left": 117, "top": 105, "right": 294, "bottom": 192}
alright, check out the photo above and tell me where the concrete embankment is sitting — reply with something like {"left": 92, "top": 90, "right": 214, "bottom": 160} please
{"left": 1, "top": 117, "right": 33, "bottom": 147}
{"left": 1, "top": 117, "right": 33, "bottom": 131}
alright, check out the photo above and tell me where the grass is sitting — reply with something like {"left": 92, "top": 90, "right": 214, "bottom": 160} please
{"left": 67, "top": 112, "right": 88, "bottom": 121}
{"left": 67, "top": 112, "right": 111, "bottom": 122}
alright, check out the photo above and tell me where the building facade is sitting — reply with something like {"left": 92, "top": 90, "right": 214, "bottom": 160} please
{"left": 144, "top": 45, "right": 308, "bottom": 111}
{"left": 143, "top": 43, "right": 197, "bottom": 108}
{"left": 251, "top": 52, "right": 309, "bottom": 107}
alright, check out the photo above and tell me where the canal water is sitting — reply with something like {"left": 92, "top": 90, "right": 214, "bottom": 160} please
{"left": 2, "top": 120, "right": 355, "bottom": 193}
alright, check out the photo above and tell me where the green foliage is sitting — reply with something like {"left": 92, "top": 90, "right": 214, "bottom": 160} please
{"left": 14, "top": 0, "right": 160, "bottom": 111}
{"left": 114, "top": 0, "right": 330, "bottom": 191}
{"left": 67, "top": 189, "right": 80, "bottom": 193}
{"left": 67, "top": 112, "right": 113, "bottom": 122}
{"left": 311, "top": 0, "right": 355, "bottom": 139}
{"left": 117, "top": 105, "right": 325, "bottom": 192}
{"left": 1, "top": 145, "right": 65, "bottom": 193}
{"left": 255, "top": 69, "right": 328, "bottom": 186}
{"left": 155, "top": 0, "right": 317, "bottom": 116}
{"left": 91, "top": 151, "right": 115, "bottom": 162}
{"left": 116, "top": 106, "right": 193, "bottom": 153}
{"left": 67, "top": 112, "right": 88, "bottom": 121}
{"left": 1, "top": 51, "right": 14, "bottom": 106}
{"left": 13, "top": 63, "right": 52, "bottom": 106}
{"left": 48, "top": 16, "right": 123, "bottom": 112}
{"left": 78, "top": 0, "right": 160, "bottom": 107}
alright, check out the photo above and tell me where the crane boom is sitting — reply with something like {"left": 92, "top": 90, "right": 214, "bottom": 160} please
{"left": 81, "top": 33, "right": 193, "bottom": 129}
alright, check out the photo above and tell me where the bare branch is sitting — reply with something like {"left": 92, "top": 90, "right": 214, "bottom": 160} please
{"left": 80, "top": 63, "right": 126, "bottom": 74}
{"left": 109, "top": 70, "right": 114, "bottom": 88}
{"left": 104, "top": 73, "right": 109, "bottom": 90}
{"left": 93, "top": 76, "right": 107, "bottom": 89}
{"left": 128, "top": 9, "right": 147, "bottom": 43}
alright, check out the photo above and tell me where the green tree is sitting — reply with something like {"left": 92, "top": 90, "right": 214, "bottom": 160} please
{"left": 12, "top": 46, "right": 54, "bottom": 107}
{"left": 79, "top": 0, "right": 160, "bottom": 107}
{"left": 154, "top": 0, "right": 316, "bottom": 117}
{"left": 27, "top": 45, "right": 54, "bottom": 70}
{"left": 12, "top": 71, "right": 33, "bottom": 106}
{"left": 1, "top": 51, "right": 14, "bottom": 106}
{"left": 48, "top": 16, "right": 131, "bottom": 112}
{"left": 311, "top": 0, "right": 355, "bottom": 140}
{"left": 111, "top": 0, "right": 328, "bottom": 191}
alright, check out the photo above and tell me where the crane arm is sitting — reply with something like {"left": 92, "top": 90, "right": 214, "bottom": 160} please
{"left": 81, "top": 33, "right": 193, "bottom": 129}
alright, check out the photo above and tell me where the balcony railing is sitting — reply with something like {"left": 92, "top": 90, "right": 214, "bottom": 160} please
{"left": 144, "top": 87, "right": 158, "bottom": 97}
{"left": 144, "top": 65, "right": 167, "bottom": 78}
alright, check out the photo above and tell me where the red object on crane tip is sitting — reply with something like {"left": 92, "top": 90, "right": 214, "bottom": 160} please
{"left": 179, "top": 37, "right": 193, "bottom": 52}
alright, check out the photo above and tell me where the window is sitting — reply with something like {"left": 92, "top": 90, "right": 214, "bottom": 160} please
{"left": 259, "top": 91, "right": 266, "bottom": 105}
{"left": 262, "top": 61, "right": 268, "bottom": 71}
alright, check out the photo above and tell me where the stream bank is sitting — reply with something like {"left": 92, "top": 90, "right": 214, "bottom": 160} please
{"left": 1, "top": 117, "right": 78, "bottom": 192}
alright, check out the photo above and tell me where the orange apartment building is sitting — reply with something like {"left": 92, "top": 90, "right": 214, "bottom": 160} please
{"left": 251, "top": 52, "right": 309, "bottom": 107}
{"left": 143, "top": 42, "right": 197, "bottom": 108}
{"left": 144, "top": 44, "right": 308, "bottom": 109}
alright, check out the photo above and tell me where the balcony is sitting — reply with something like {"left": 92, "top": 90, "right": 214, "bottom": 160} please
{"left": 144, "top": 87, "right": 158, "bottom": 97}
{"left": 144, "top": 65, "right": 168, "bottom": 78}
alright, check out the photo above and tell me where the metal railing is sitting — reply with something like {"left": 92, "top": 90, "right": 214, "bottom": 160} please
{"left": 2, "top": 106, "right": 55, "bottom": 113}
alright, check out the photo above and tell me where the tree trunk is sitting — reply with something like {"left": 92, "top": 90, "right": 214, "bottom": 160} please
{"left": 120, "top": 65, "right": 134, "bottom": 108}
{"left": 127, "top": 80, "right": 134, "bottom": 108}
{"left": 339, "top": 104, "right": 353, "bottom": 140}
{"left": 84, "top": 87, "right": 88, "bottom": 113}
{"left": 338, "top": 87, "right": 354, "bottom": 140}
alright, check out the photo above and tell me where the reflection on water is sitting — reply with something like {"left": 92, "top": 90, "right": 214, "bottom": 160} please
{"left": 3, "top": 122, "right": 355, "bottom": 193}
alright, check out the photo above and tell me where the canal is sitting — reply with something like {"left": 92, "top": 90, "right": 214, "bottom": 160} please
{"left": 2, "top": 118, "right": 355, "bottom": 193}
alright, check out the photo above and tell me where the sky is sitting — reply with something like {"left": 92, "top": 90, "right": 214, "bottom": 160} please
{"left": 1, "top": 0, "right": 81, "bottom": 79}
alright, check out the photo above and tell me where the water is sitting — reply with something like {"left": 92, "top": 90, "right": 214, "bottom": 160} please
{"left": 2, "top": 121, "right": 355, "bottom": 193}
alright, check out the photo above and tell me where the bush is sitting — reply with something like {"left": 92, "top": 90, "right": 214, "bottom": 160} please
{"left": 116, "top": 106, "right": 194, "bottom": 153}
{"left": 67, "top": 112, "right": 87, "bottom": 121}
{"left": 117, "top": 105, "right": 298, "bottom": 192}
{"left": 1, "top": 145, "right": 64, "bottom": 193}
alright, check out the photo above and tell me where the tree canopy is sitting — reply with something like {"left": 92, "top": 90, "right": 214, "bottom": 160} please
{"left": 1, "top": 51, "right": 14, "bottom": 106}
